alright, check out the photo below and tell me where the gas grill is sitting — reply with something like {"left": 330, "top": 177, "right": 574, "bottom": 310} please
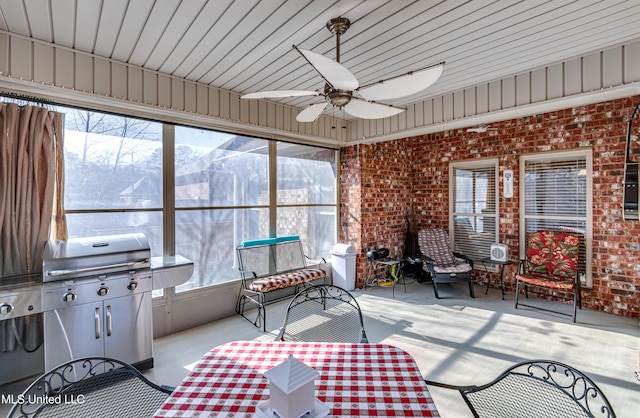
{"left": 0, "top": 273, "right": 44, "bottom": 385}
{"left": 41, "top": 233, "right": 154, "bottom": 371}
{"left": 0, "top": 232, "right": 193, "bottom": 385}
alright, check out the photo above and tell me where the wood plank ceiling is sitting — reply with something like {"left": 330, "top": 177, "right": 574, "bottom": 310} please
{"left": 1, "top": 0, "right": 640, "bottom": 126}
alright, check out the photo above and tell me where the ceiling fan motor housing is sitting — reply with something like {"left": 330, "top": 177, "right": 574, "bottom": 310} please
{"left": 326, "top": 86, "right": 352, "bottom": 107}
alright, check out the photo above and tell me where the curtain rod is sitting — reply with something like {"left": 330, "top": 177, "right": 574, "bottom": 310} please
{"left": 0, "top": 91, "right": 56, "bottom": 107}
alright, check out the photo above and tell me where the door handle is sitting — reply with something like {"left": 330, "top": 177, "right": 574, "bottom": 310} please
{"left": 106, "top": 305, "right": 112, "bottom": 336}
{"left": 95, "top": 307, "right": 100, "bottom": 339}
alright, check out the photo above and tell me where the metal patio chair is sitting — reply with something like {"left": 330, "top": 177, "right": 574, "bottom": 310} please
{"left": 425, "top": 359, "right": 616, "bottom": 418}
{"left": 515, "top": 230, "right": 582, "bottom": 322}
{"left": 7, "top": 357, "right": 174, "bottom": 418}
{"left": 417, "top": 228, "right": 475, "bottom": 298}
{"left": 276, "top": 284, "right": 368, "bottom": 343}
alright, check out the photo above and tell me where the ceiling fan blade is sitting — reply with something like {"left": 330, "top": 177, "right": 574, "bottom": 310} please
{"left": 241, "top": 90, "right": 319, "bottom": 99}
{"left": 357, "top": 63, "right": 444, "bottom": 101}
{"left": 295, "top": 47, "right": 359, "bottom": 91}
{"left": 344, "top": 99, "right": 405, "bottom": 119}
{"left": 297, "top": 102, "right": 328, "bottom": 122}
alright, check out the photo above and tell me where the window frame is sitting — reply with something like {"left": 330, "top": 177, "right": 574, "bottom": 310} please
{"left": 449, "top": 158, "right": 500, "bottom": 262}
{"left": 0, "top": 97, "right": 340, "bottom": 295}
{"left": 519, "top": 149, "right": 593, "bottom": 288}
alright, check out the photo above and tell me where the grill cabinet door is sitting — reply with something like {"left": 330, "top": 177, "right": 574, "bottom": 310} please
{"left": 44, "top": 302, "right": 104, "bottom": 370}
{"left": 103, "top": 292, "right": 152, "bottom": 364}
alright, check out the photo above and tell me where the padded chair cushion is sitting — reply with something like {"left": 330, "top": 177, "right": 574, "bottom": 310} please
{"left": 418, "top": 228, "right": 457, "bottom": 267}
{"left": 515, "top": 272, "right": 574, "bottom": 289}
{"left": 434, "top": 263, "right": 472, "bottom": 274}
{"left": 249, "top": 268, "right": 326, "bottom": 292}
{"left": 525, "top": 231, "right": 579, "bottom": 277}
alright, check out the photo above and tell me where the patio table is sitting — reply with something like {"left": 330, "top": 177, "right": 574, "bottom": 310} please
{"left": 154, "top": 340, "right": 440, "bottom": 417}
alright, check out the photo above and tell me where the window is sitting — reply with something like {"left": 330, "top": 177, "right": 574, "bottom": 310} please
{"left": 449, "top": 160, "right": 499, "bottom": 260}
{"left": 1, "top": 95, "right": 339, "bottom": 296}
{"left": 520, "top": 150, "right": 592, "bottom": 287}
{"left": 174, "top": 127, "right": 269, "bottom": 292}
{"left": 63, "top": 109, "right": 164, "bottom": 255}
{"left": 276, "top": 143, "right": 337, "bottom": 259}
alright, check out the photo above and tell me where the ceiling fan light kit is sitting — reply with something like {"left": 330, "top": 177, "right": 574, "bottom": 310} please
{"left": 240, "top": 17, "right": 445, "bottom": 123}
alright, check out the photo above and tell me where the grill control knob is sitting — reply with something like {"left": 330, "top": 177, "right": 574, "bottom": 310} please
{"left": 62, "top": 292, "right": 77, "bottom": 303}
{"left": 0, "top": 303, "right": 13, "bottom": 315}
{"left": 97, "top": 287, "right": 109, "bottom": 297}
{"left": 127, "top": 281, "right": 138, "bottom": 291}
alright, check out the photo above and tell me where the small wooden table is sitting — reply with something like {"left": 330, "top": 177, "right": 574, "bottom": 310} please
{"left": 479, "top": 257, "right": 513, "bottom": 300}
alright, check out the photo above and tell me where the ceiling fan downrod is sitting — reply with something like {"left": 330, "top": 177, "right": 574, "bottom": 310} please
{"left": 326, "top": 17, "right": 350, "bottom": 63}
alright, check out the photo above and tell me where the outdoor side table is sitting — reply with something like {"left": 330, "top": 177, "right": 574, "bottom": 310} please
{"left": 479, "top": 257, "right": 513, "bottom": 300}
{"left": 365, "top": 257, "right": 407, "bottom": 297}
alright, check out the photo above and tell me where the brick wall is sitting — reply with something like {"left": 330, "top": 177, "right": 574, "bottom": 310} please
{"left": 340, "top": 96, "right": 640, "bottom": 318}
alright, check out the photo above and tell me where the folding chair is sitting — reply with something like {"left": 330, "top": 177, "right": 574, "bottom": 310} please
{"left": 418, "top": 228, "right": 475, "bottom": 298}
{"left": 515, "top": 230, "right": 582, "bottom": 322}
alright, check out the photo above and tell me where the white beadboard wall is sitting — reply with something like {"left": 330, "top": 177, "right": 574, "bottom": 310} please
{"left": 0, "top": 32, "right": 347, "bottom": 147}
{"left": 1, "top": 32, "right": 640, "bottom": 146}
{"left": 350, "top": 40, "right": 640, "bottom": 143}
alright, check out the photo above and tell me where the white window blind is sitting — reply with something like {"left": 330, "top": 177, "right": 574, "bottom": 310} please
{"left": 520, "top": 150, "right": 593, "bottom": 287}
{"left": 450, "top": 160, "right": 499, "bottom": 260}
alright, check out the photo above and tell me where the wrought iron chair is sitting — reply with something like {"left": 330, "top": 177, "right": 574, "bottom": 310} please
{"left": 276, "top": 284, "right": 368, "bottom": 343}
{"left": 7, "top": 357, "right": 173, "bottom": 418}
{"left": 515, "top": 230, "right": 582, "bottom": 322}
{"left": 425, "top": 359, "right": 616, "bottom": 418}
{"left": 417, "top": 228, "right": 475, "bottom": 298}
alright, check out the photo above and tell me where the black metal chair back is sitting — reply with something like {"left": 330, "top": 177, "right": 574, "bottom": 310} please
{"left": 426, "top": 359, "right": 616, "bottom": 418}
{"left": 7, "top": 357, "right": 173, "bottom": 418}
{"left": 276, "top": 284, "right": 368, "bottom": 343}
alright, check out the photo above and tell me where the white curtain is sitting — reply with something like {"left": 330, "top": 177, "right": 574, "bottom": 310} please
{"left": 0, "top": 102, "right": 66, "bottom": 352}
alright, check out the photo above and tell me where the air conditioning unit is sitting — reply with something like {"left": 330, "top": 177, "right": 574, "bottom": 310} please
{"left": 490, "top": 244, "right": 509, "bottom": 262}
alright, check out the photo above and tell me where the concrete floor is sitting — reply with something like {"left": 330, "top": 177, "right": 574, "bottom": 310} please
{"left": 2, "top": 279, "right": 638, "bottom": 417}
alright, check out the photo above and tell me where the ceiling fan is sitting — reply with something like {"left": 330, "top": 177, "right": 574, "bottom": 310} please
{"left": 241, "top": 17, "right": 445, "bottom": 122}
{"left": 467, "top": 124, "right": 499, "bottom": 133}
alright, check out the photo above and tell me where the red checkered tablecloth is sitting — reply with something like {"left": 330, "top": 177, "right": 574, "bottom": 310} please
{"left": 154, "top": 341, "right": 439, "bottom": 417}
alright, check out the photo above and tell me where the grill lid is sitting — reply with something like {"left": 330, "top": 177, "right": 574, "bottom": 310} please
{"left": 43, "top": 233, "right": 150, "bottom": 282}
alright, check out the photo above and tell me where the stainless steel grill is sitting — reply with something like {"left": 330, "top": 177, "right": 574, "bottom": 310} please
{"left": 0, "top": 273, "right": 44, "bottom": 385}
{"left": 41, "top": 233, "right": 154, "bottom": 372}
{"left": 1, "top": 233, "right": 192, "bottom": 385}
{"left": 43, "top": 233, "right": 151, "bottom": 281}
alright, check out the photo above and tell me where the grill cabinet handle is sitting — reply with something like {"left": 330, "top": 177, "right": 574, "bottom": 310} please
{"left": 106, "top": 305, "right": 112, "bottom": 336}
{"left": 95, "top": 308, "right": 100, "bottom": 339}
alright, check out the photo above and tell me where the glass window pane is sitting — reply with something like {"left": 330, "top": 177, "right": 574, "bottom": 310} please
{"left": 277, "top": 143, "right": 337, "bottom": 205}
{"left": 277, "top": 206, "right": 336, "bottom": 259}
{"left": 65, "top": 212, "right": 163, "bottom": 257}
{"left": 175, "top": 127, "right": 268, "bottom": 207}
{"left": 451, "top": 162, "right": 498, "bottom": 259}
{"left": 175, "top": 208, "right": 268, "bottom": 292}
{"left": 524, "top": 159, "right": 587, "bottom": 217}
{"left": 64, "top": 109, "right": 163, "bottom": 210}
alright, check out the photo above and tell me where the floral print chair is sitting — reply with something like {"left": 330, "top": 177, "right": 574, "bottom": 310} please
{"left": 515, "top": 230, "right": 582, "bottom": 322}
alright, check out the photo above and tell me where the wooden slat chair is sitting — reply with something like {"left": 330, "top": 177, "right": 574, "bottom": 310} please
{"left": 7, "top": 357, "right": 173, "bottom": 418}
{"left": 425, "top": 359, "right": 616, "bottom": 418}
{"left": 515, "top": 230, "right": 582, "bottom": 322}
{"left": 418, "top": 228, "right": 475, "bottom": 298}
